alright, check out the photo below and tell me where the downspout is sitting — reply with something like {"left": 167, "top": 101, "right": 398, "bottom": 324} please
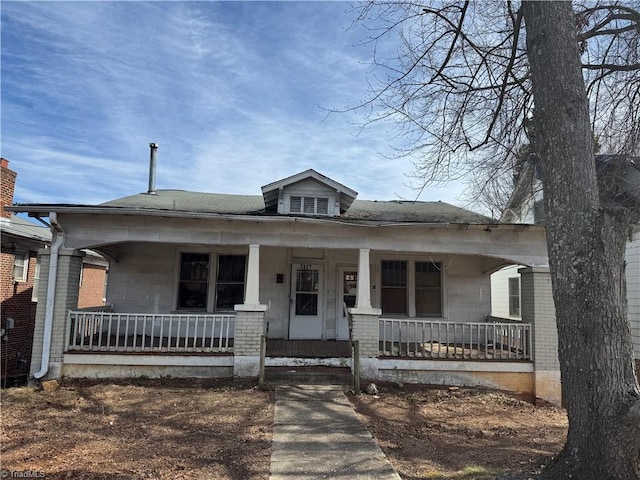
{"left": 34, "top": 212, "right": 64, "bottom": 380}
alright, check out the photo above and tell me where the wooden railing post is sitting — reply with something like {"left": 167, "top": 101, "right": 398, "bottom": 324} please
{"left": 352, "top": 340, "right": 360, "bottom": 395}
{"left": 258, "top": 335, "right": 267, "bottom": 387}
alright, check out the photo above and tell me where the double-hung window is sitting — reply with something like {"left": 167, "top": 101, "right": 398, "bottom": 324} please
{"left": 13, "top": 251, "right": 28, "bottom": 283}
{"left": 381, "top": 259, "right": 443, "bottom": 317}
{"left": 508, "top": 277, "right": 521, "bottom": 317}
{"left": 176, "top": 252, "right": 248, "bottom": 311}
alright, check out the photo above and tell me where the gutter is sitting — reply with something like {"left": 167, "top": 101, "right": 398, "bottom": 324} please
{"left": 33, "top": 212, "right": 64, "bottom": 380}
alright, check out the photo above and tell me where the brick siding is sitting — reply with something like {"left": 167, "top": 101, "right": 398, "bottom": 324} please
{"left": 1, "top": 244, "right": 38, "bottom": 385}
{"left": 78, "top": 263, "right": 107, "bottom": 308}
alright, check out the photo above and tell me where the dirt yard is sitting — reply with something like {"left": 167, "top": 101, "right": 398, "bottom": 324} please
{"left": 1, "top": 379, "right": 567, "bottom": 480}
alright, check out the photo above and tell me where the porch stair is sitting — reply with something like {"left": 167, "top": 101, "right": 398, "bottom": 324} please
{"left": 263, "top": 366, "right": 353, "bottom": 387}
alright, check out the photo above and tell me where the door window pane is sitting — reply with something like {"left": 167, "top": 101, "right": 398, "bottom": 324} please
{"left": 295, "top": 268, "right": 319, "bottom": 315}
{"left": 296, "top": 293, "right": 318, "bottom": 315}
{"left": 343, "top": 271, "right": 357, "bottom": 308}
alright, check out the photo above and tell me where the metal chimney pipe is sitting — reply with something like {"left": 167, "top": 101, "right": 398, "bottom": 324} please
{"left": 148, "top": 142, "right": 158, "bottom": 195}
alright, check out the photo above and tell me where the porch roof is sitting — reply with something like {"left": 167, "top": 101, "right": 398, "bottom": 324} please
{"left": 10, "top": 190, "right": 500, "bottom": 226}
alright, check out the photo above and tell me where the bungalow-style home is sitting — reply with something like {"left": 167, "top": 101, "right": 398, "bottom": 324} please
{"left": 9, "top": 145, "right": 565, "bottom": 403}
{"left": 1, "top": 159, "right": 109, "bottom": 386}
{"left": 494, "top": 154, "right": 640, "bottom": 373}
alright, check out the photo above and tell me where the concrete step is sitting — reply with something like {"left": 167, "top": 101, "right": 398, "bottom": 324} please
{"left": 264, "top": 366, "right": 353, "bottom": 386}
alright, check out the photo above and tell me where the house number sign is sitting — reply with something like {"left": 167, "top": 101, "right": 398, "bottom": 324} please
{"left": 300, "top": 264, "right": 313, "bottom": 270}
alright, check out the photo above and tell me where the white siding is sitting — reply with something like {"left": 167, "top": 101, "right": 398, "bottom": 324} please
{"left": 490, "top": 265, "right": 525, "bottom": 320}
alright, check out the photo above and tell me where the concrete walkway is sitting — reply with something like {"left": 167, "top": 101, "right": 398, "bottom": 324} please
{"left": 269, "top": 385, "right": 402, "bottom": 480}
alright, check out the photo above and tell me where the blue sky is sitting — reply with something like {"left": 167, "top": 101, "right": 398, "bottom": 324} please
{"left": 1, "top": 1, "right": 467, "bottom": 207}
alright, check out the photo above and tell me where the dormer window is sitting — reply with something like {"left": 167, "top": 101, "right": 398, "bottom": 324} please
{"left": 290, "top": 196, "right": 329, "bottom": 215}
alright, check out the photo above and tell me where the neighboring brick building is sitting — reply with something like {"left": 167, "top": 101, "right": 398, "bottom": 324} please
{"left": 1, "top": 159, "right": 108, "bottom": 386}
{"left": 78, "top": 254, "right": 108, "bottom": 308}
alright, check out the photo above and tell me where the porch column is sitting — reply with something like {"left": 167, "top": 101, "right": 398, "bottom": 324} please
{"left": 349, "top": 248, "right": 382, "bottom": 380}
{"left": 30, "top": 248, "right": 84, "bottom": 380}
{"left": 520, "top": 266, "right": 561, "bottom": 406}
{"left": 233, "top": 244, "right": 268, "bottom": 377}
{"left": 356, "top": 248, "right": 372, "bottom": 309}
{"left": 244, "top": 244, "right": 261, "bottom": 308}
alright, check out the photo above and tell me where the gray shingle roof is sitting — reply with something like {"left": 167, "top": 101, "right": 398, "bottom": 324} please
{"left": 100, "top": 190, "right": 496, "bottom": 224}
{"left": 1, "top": 214, "right": 51, "bottom": 243}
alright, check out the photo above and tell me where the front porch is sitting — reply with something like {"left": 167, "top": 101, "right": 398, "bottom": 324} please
{"left": 65, "top": 310, "right": 530, "bottom": 362}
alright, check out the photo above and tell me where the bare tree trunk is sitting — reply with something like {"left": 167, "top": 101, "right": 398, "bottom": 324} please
{"left": 522, "top": 2, "right": 640, "bottom": 479}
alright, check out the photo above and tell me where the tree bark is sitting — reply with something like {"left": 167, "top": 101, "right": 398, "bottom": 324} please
{"left": 521, "top": 2, "right": 640, "bottom": 479}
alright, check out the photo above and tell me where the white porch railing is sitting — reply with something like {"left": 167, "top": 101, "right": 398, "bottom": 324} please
{"left": 379, "top": 319, "right": 531, "bottom": 361}
{"left": 67, "top": 311, "right": 235, "bottom": 353}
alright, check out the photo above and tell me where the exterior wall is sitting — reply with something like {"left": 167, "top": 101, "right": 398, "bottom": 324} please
{"left": 627, "top": 232, "right": 640, "bottom": 360}
{"left": 1, "top": 243, "right": 38, "bottom": 384}
{"left": 103, "top": 243, "right": 494, "bottom": 340}
{"left": 490, "top": 265, "right": 524, "bottom": 320}
{"left": 78, "top": 263, "right": 107, "bottom": 308}
{"left": 520, "top": 266, "right": 561, "bottom": 405}
{"left": 444, "top": 256, "right": 492, "bottom": 322}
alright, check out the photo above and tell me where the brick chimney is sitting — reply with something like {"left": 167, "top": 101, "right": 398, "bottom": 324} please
{"left": 1, "top": 158, "right": 17, "bottom": 219}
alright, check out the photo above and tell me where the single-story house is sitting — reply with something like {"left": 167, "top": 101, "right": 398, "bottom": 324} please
{"left": 10, "top": 147, "right": 564, "bottom": 403}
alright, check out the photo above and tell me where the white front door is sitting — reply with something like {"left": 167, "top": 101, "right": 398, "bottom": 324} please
{"left": 337, "top": 267, "right": 358, "bottom": 340}
{"left": 289, "top": 264, "right": 323, "bottom": 339}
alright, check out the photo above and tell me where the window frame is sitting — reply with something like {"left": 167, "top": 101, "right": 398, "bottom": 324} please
{"left": 414, "top": 261, "right": 443, "bottom": 317}
{"left": 378, "top": 256, "right": 446, "bottom": 318}
{"left": 289, "top": 195, "right": 330, "bottom": 216}
{"left": 176, "top": 252, "right": 211, "bottom": 311}
{"left": 174, "top": 250, "right": 247, "bottom": 313}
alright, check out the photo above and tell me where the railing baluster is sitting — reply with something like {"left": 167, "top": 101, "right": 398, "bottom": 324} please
{"left": 376, "top": 319, "right": 532, "bottom": 362}
{"left": 63, "top": 311, "right": 229, "bottom": 355}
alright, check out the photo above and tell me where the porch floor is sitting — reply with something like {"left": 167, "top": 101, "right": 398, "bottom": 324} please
{"left": 266, "top": 340, "right": 351, "bottom": 358}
